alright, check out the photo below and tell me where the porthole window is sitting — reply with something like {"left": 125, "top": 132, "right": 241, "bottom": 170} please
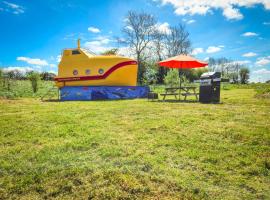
{"left": 98, "top": 68, "right": 104, "bottom": 74}
{"left": 73, "top": 69, "right": 78, "bottom": 75}
{"left": 85, "top": 69, "right": 91, "bottom": 75}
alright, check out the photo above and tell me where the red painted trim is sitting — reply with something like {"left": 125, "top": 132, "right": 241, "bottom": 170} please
{"left": 54, "top": 60, "right": 137, "bottom": 82}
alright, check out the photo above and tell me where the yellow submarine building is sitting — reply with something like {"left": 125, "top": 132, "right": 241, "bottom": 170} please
{"left": 55, "top": 40, "right": 138, "bottom": 88}
{"left": 55, "top": 40, "right": 149, "bottom": 101}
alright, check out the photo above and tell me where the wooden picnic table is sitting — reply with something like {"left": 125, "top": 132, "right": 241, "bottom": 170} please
{"left": 160, "top": 86, "right": 199, "bottom": 101}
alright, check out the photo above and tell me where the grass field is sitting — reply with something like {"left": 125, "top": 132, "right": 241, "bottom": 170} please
{"left": 0, "top": 87, "right": 270, "bottom": 199}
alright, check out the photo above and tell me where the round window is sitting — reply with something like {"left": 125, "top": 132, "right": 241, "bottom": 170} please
{"left": 73, "top": 69, "right": 78, "bottom": 75}
{"left": 98, "top": 68, "right": 104, "bottom": 74}
{"left": 85, "top": 69, "right": 91, "bottom": 75}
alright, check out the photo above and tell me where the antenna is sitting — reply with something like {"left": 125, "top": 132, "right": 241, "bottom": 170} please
{"left": 77, "top": 38, "right": 81, "bottom": 49}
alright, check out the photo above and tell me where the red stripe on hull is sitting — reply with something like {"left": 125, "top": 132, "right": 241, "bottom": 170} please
{"left": 54, "top": 60, "right": 137, "bottom": 82}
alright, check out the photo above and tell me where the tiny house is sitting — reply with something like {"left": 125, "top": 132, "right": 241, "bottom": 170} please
{"left": 54, "top": 40, "right": 149, "bottom": 100}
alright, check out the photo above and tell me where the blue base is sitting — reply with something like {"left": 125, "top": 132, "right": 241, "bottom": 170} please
{"left": 60, "top": 86, "right": 150, "bottom": 101}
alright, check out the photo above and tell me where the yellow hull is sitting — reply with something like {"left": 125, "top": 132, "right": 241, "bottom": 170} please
{"left": 54, "top": 47, "right": 138, "bottom": 88}
{"left": 55, "top": 64, "right": 137, "bottom": 88}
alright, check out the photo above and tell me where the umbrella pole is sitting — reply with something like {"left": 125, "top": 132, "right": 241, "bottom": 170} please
{"left": 179, "top": 72, "right": 181, "bottom": 100}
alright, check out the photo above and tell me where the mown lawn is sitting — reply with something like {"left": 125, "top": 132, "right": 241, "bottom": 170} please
{"left": 0, "top": 89, "right": 269, "bottom": 199}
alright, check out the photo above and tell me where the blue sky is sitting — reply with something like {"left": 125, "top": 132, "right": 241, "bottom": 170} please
{"left": 0, "top": 0, "right": 270, "bottom": 82}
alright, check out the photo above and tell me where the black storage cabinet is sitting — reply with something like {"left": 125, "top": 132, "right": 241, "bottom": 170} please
{"left": 199, "top": 72, "right": 221, "bottom": 103}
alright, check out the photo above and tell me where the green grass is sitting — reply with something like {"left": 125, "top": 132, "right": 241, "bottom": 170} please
{"left": 0, "top": 88, "right": 270, "bottom": 199}
{"left": 254, "top": 84, "right": 270, "bottom": 99}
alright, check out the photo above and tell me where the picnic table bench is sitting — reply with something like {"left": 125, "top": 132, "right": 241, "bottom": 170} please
{"left": 160, "top": 86, "right": 199, "bottom": 101}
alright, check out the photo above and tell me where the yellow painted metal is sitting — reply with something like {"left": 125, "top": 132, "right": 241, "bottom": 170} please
{"left": 55, "top": 46, "right": 138, "bottom": 88}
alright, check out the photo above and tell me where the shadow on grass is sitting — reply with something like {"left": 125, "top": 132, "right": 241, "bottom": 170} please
{"left": 149, "top": 99, "right": 223, "bottom": 104}
{"left": 41, "top": 99, "right": 60, "bottom": 102}
{"left": 157, "top": 99, "right": 199, "bottom": 103}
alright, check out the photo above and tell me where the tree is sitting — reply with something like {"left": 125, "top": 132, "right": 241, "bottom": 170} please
{"left": 153, "top": 30, "right": 167, "bottom": 83}
{"left": 3, "top": 70, "right": 15, "bottom": 91}
{"left": 121, "top": 11, "right": 156, "bottom": 84}
{"left": 185, "top": 68, "right": 208, "bottom": 82}
{"left": 207, "top": 57, "right": 243, "bottom": 83}
{"left": 12, "top": 70, "right": 24, "bottom": 80}
{"left": 239, "top": 67, "right": 250, "bottom": 84}
{"left": 27, "top": 72, "right": 40, "bottom": 93}
{"left": 101, "top": 48, "right": 118, "bottom": 55}
{"left": 152, "top": 23, "right": 191, "bottom": 83}
{"left": 0, "top": 69, "right": 3, "bottom": 86}
{"left": 164, "top": 24, "right": 191, "bottom": 57}
{"left": 164, "top": 69, "right": 180, "bottom": 87}
{"left": 143, "top": 61, "right": 158, "bottom": 85}
{"left": 40, "top": 72, "right": 56, "bottom": 81}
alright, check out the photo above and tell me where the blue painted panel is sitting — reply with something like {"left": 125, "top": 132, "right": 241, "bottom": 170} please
{"left": 60, "top": 86, "right": 150, "bottom": 101}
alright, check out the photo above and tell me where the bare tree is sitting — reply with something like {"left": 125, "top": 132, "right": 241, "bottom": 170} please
{"left": 164, "top": 24, "right": 191, "bottom": 57}
{"left": 153, "top": 31, "right": 166, "bottom": 61}
{"left": 121, "top": 11, "right": 156, "bottom": 83}
{"left": 152, "top": 31, "right": 167, "bottom": 83}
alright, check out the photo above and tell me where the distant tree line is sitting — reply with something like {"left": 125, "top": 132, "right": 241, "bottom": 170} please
{"left": 0, "top": 70, "right": 56, "bottom": 81}
{"left": 0, "top": 69, "right": 56, "bottom": 93}
{"left": 208, "top": 57, "right": 250, "bottom": 84}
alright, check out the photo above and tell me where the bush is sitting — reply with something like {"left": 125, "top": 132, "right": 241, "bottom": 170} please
{"left": 255, "top": 84, "right": 270, "bottom": 98}
{"left": 143, "top": 62, "right": 158, "bottom": 85}
{"left": 0, "top": 90, "right": 18, "bottom": 99}
{"left": 164, "top": 69, "right": 180, "bottom": 87}
{"left": 27, "top": 72, "right": 41, "bottom": 93}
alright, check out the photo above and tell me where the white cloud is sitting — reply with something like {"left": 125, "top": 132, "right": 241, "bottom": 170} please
{"left": 155, "top": 22, "right": 171, "bottom": 34}
{"left": 192, "top": 47, "right": 203, "bottom": 55}
{"left": 242, "top": 32, "right": 258, "bottom": 37}
{"left": 250, "top": 68, "right": 270, "bottom": 82}
{"left": 222, "top": 6, "right": 243, "bottom": 20}
{"left": 263, "top": 22, "right": 270, "bottom": 25}
{"left": 17, "top": 57, "right": 48, "bottom": 66}
{"left": 126, "top": 25, "right": 133, "bottom": 31}
{"left": 3, "top": 66, "right": 58, "bottom": 74}
{"left": 118, "top": 46, "right": 134, "bottom": 58}
{"left": 204, "top": 57, "right": 209, "bottom": 61}
{"left": 186, "top": 19, "right": 196, "bottom": 24}
{"left": 159, "top": 0, "right": 270, "bottom": 20}
{"left": 3, "top": 1, "right": 24, "bottom": 14}
{"left": 49, "top": 64, "right": 57, "bottom": 68}
{"left": 253, "top": 68, "right": 270, "bottom": 75}
{"left": 57, "top": 55, "right": 62, "bottom": 62}
{"left": 84, "top": 42, "right": 112, "bottom": 53}
{"left": 93, "top": 36, "right": 112, "bottom": 44}
{"left": 231, "top": 60, "right": 251, "bottom": 65}
{"left": 48, "top": 70, "right": 57, "bottom": 74}
{"left": 255, "top": 57, "right": 270, "bottom": 66}
{"left": 88, "top": 26, "right": 101, "bottom": 33}
{"left": 84, "top": 36, "right": 114, "bottom": 53}
{"left": 242, "top": 52, "right": 257, "bottom": 57}
{"left": 206, "top": 46, "right": 223, "bottom": 54}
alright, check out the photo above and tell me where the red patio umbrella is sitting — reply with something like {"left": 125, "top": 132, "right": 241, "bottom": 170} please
{"left": 158, "top": 54, "right": 208, "bottom": 99}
